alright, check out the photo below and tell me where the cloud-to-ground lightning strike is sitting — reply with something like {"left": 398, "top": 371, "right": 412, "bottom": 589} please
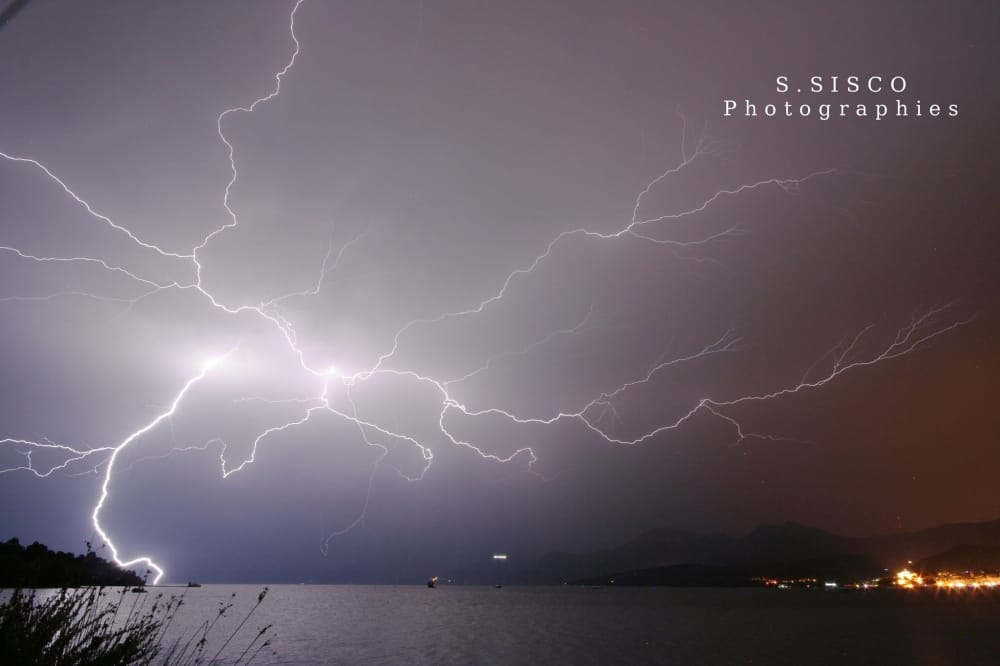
{"left": 89, "top": 354, "right": 233, "bottom": 583}
{"left": 0, "top": 0, "right": 973, "bottom": 582}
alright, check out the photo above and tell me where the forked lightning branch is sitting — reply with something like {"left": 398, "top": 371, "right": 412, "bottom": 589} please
{"left": 0, "top": 1, "right": 972, "bottom": 582}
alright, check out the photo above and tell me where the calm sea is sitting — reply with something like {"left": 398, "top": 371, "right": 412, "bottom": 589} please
{"left": 66, "top": 584, "right": 1000, "bottom": 664}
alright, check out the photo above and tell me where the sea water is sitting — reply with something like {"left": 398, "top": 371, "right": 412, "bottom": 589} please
{"left": 75, "top": 584, "right": 1000, "bottom": 664}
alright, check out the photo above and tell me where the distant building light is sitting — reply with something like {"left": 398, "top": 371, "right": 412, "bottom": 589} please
{"left": 824, "top": 582, "right": 837, "bottom": 588}
{"left": 492, "top": 554, "right": 508, "bottom": 560}
{"left": 896, "top": 569, "right": 923, "bottom": 588}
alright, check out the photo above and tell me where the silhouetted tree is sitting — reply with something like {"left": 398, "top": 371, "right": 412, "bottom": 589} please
{"left": 0, "top": 538, "right": 142, "bottom": 588}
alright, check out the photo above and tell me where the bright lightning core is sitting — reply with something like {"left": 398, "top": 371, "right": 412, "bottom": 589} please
{"left": 0, "top": 1, "right": 973, "bottom": 583}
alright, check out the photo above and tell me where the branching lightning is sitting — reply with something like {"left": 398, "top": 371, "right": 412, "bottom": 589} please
{"left": 90, "top": 353, "right": 234, "bottom": 583}
{"left": 0, "top": 0, "right": 973, "bottom": 583}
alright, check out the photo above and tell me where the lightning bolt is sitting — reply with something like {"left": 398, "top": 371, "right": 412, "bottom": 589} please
{"left": 91, "top": 353, "right": 234, "bottom": 583}
{"left": 0, "top": 0, "right": 973, "bottom": 582}
{"left": 0, "top": 438, "right": 115, "bottom": 478}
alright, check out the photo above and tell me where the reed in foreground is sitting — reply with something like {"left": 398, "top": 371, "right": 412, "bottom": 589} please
{"left": 0, "top": 585, "right": 274, "bottom": 665}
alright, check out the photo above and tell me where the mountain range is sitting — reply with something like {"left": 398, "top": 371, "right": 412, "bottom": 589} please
{"left": 464, "top": 518, "right": 1000, "bottom": 585}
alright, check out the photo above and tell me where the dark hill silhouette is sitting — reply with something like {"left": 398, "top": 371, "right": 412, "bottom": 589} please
{"left": 508, "top": 518, "right": 1000, "bottom": 584}
{"left": 519, "top": 528, "right": 739, "bottom": 584}
{"left": 0, "top": 538, "right": 144, "bottom": 588}
{"left": 916, "top": 544, "right": 1000, "bottom": 573}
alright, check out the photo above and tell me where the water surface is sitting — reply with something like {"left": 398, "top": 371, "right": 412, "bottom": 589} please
{"left": 133, "top": 584, "right": 1000, "bottom": 664}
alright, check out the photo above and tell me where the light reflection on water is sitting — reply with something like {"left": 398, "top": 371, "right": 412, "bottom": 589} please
{"left": 19, "top": 585, "right": 1000, "bottom": 664}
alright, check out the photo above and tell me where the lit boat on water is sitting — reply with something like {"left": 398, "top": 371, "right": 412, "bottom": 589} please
{"left": 427, "top": 576, "right": 438, "bottom": 588}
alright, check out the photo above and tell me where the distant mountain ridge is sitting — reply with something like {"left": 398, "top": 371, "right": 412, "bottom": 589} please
{"left": 507, "top": 518, "right": 1000, "bottom": 584}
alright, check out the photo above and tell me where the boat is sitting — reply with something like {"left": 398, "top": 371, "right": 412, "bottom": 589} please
{"left": 130, "top": 587, "right": 147, "bottom": 593}
{"left": 427, "top": 576, "right": 438, "bottom": 588}
{"left": 494, "top": 583, "right": 502, "bottom": 589}
{"left": 186, "top": 582, "right": 202, "bottom": 587}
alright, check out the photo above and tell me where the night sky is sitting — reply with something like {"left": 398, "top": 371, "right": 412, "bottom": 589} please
{"left": 1, "top": 0, "right": 997, "bottom": 583}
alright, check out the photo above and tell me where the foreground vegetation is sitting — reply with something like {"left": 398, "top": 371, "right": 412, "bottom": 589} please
{"left": 0, "top": 538, "right": 275, "bottom": 663}
{"left": 0, "top": 585, "right": 274, "bottom": 665}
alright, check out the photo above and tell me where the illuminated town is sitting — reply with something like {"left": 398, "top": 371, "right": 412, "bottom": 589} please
{"left": 755, "top": 566, "right": 1000, "bottom": 591}
{"left": 898, "top": 568, "right": 1000, "bottom": 590}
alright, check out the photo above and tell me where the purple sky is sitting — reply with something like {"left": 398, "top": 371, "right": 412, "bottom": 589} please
{"left": 1, "top": 0, "right": 997, "bottom": 583}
